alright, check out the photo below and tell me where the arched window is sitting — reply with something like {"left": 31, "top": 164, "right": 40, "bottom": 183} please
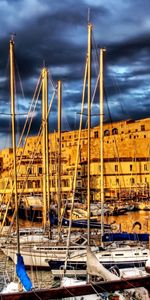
{"left": 112, "top": 128, "right": 118, "bottom": 135}
{"left": 104, "top": 129, "right": 110, "bottom": 136}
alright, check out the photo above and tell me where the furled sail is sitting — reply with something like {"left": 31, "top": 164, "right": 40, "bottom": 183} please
{"left": 16, "top": 253, "right": 32, "bottom": 291}
{"left": 87, "top": 246, "right": 120, "bottom": 281}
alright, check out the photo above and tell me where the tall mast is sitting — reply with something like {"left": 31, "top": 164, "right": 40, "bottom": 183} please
{"left": 45, "top": 71, "right": 50, "bottom": 221}
{"left": 57, "top": 80, "right": 62, "bottom": 232}
{"left": 42, "top": 67, "right": 48, "bottom": 229}
{"left": 100, "top": 48, "right": 105, "bottom": 246}
{"left": 10, "top": 37, "right": 20, "bottom": 254}
{"left": 87, "top": 23, "right": 92, "bottom": 246}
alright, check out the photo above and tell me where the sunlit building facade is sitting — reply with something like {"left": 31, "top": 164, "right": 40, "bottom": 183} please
{"left": 0, "top": 117, "right": 150, "bottom": 203}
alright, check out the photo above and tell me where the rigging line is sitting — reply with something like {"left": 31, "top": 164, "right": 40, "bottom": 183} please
{"left": 14, "top": 56, "right": 25, "bottom": 101}
{"left": 48, "top": 69, "right": 56, "bottom": 91}
{"left": 0, "top": 77, "right": 43, "bottom": 231}
{"left": 64, "top": 57, "right": 88, "bottom": 272}
{"left": 17, "top": 73, "right": 42, "bottom": 148}
{"left": 93, "top": 39, "right": 99, "bottom": 76}
{"left": 110, "top": 74, "right": 130, "bottom": 118}
{"left": 92, "top": 33, "right": 99, "bottom": 76}
{"left": 85, "top": 72, "right": 100, "bottom": 129}
{"left": 16, "top": 77, "right": 43, "bottom": 168}
{"left": 16, "top": 89, "right": 56, "bottom": 225}
{"left": 0, "top": 75, "right": 42, "bottom": 208}
{"left": 3, "top": 54, "right": 11, "bottom": 149}
{"left": 9, "top": 89, "right": 57, "bottom": 231}
{"left": 62, "top": 105, "right": 71, "bottom": 132}
{"left": 90, "top": 281, "right": 109, "bottom": 296}
{"left": 104, "top": 87, "right": 126, "bottom": 190}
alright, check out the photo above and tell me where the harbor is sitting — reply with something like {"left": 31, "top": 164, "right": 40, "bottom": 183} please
{"left": 0, "top": 1, "right": 150, "bottom": 299}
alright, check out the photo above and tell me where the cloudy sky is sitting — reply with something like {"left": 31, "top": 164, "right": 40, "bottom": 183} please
{"left": 0, "top": 0, "right": 150, "bottom": 148}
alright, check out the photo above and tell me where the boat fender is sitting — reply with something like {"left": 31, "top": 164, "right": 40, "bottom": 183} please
{"left": 132, "top": 221, "right": 142, "bottom": 230}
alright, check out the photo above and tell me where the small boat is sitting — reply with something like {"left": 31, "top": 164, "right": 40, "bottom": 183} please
{"left": 18, "top": 196, "right": 43, "bottom": 222}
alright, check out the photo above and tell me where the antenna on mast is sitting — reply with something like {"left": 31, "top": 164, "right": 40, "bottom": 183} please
{"left": 88, "top": 8, "right": 91, "bottom": 23}
{"left": 43, "top": 60, "right": 46, "bottom": 68}
{"left": 10, "top": 32, "right": 16, "bottom": 41}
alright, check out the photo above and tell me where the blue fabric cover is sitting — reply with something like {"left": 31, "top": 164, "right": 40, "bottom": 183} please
{"left": 16, "top": 253, "right": 32, "bottom": 291}
{"left": 102, "top": 232, "right": 149, "bottom": 242}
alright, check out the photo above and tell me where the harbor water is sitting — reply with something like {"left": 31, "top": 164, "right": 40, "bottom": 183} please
{"left": 104, "top": 210, "right": 150, "bottom": 233}
{"left": 0, "top": 210, "right": 150, "bottom": 294}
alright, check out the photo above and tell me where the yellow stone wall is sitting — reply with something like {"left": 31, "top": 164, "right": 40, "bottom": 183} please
{"left": 0, "top": 117, "right": 150, "bottom": 202}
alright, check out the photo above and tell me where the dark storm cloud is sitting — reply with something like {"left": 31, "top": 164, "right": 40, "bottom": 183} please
{"left": 0, "top": 0, "right": 150, "bottom": 148}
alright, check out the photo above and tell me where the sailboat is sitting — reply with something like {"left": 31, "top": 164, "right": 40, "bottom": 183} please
{"left": 1, "top": 36, "right": 33, "bottom": 293}
{"left": 1, "top": 26, "right": 150, "bottom": 300}
{"left": 1, "top": 34, "right": 112, "bottom": 271}
{"left": 0, "top": 66, "right": 91, "bottom": 270}
{"left": 46, "top": 25, "right": 150, "bottom": 277}
{"left": 2, "top": 249, "right": 150, "bottom": 299}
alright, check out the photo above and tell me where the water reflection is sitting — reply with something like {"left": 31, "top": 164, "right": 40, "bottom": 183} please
{"left": 105, "top": 210, "right": 150, "bottom": 233}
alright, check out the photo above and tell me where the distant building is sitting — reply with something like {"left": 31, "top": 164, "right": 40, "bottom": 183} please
{"left": 0, "top": 117, "right": 150, "bottom": 203}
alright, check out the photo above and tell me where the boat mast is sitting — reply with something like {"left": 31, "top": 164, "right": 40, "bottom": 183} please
{"left": 10, "top": 36, "right": 20, "bottom": 254}
{"left": 57, "top": 80, "right": 62, "bottom": 234}
{"left": 42, "top": 67, "right": 49, "bottom": 230}
{"left": 100, "top": 48, "right": 106, "bottom": 246}
{"left": 46, "top": 82, "right": 50, "bottom": 221}
{"left": 87, "top": 23, "right": 92, "bottom": 246}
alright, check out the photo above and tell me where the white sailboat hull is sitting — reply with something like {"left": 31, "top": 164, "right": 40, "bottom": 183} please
{"left": 1, "top": 244, "right": 150, "bottom": 270}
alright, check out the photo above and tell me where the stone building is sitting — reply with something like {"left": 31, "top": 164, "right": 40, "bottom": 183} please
{"left": 0, "top": 117, "right": 150, "bottom": 204}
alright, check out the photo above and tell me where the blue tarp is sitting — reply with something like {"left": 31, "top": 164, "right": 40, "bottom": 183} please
{"left": 102, "top": 232, "right": 149, "bottom": 242}
{"left": 16, "top": 253, "right": 32, "bottom": 291}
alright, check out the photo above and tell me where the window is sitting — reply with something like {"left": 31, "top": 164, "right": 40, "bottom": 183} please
{"left": 77, "top": 181, "right": 82, "bottom": 188}
{"left": 38, "top": 167, "right": 42, "bottom": 174}
{"left": 104, "top": 130, "right": 110, "bottom": 136}
{"left": 130, "top": 178, "right": 135, "bottom": 185}
{"left": 62, "top": 179, "right": 69, "bottom": 187}
{"left": 28, "top": 167, "right": 32, "bottom": 174}
{"left": 115, "top": 165, "right": 118, "bottom": 172}
{"left": 128, "top": 130, "right": 131, "bottom": 133}
{"left": 94, "top": 131, "right": 98, "bottom": 138}
{"left": 27, "top": 181, "right": 33, "bottom": 188}
{"left": 141, "top": 125, "right": 145, "bottom": 131}
{"left": 19, "top": 181, "right": 24, "bottom": 189}
{"left": 144, "top": 164, "right": 148, "bottom": 171}
{"left": 130, "top": 164, "right": 133, "bottom": 171}
{"left": 112, "top": 128, "right": 118, "bottom": 135}
{"left": 144, "top": 135, "right": 146, "bottom": 138}
{"left": 116, "top": 178, "right": 119, "bottom": 185}
{"left": 35, "top": 180, "right": 40, "bottom": 188}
